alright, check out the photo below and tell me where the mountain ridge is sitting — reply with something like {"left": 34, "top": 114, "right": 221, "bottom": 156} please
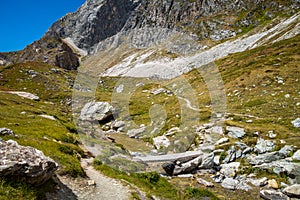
{"left": 0, "top": 0, "right": 299, "bottom": 70}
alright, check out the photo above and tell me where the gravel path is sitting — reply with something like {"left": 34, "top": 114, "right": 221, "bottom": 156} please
{"left": 50, "top": 158, "right": 131, "bottom": 200}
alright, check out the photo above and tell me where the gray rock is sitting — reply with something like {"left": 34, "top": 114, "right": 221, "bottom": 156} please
{"left": 236, "top": 179, "right": 252, "bottom": 191}
{"left": 80, "top": 101, "right": 114, "bottom": 122}
{"left": 221, "top": 178, "right": 238, "bottom": 190}
{"left": 0, "top": 128, "right": 14, "bottom": 136}
{"left": 234, "top": 142, "right": 249, "bottom": 150}
{"left": 254, "top": 138, "right": 276, "bottom": 154}
{"left": 249, "top": 177, "right": 268, "bottom": 187}
{"left": 248, "top": 151, "right": 283, "bottom": 165}
{"left": 283, "top": 184, "right": 300, "bottom": 198}
{"left": 220, "top": 162, "right": 240, "bottom": 178}
{"left": 127, "top": 127, "right": 146, "bottom": 138}
{"left": 214, "top": 155, "right": 221, "bottom": 166}
{"left": 268, "top": 130, "right": 277, "bottom": 139}
{"left": 111, "top": 121, "right": 125, "bottom": 130}
{"left": 223, "top": 146, "right": 236, "bottom": 163}
{"left": 162, "top": 162, "right": 175, "bottom": 176}
{"left": 260, "top": 189, "right": 289, "bottom": 200}
{"left": 177, "top": 174, "right": 194, "bottom": 178}
{"left": 8, "top": 91, "right": 40, "bottom": 101}
{"left": 292, "top": 118, "right": 300, "bottom": 128}
{"left": 279, "top": 145, "right": 294, "bottom": 157}
{"left": 197, "top": 178, "right": 214, "bottom": 187}
{"left": 292, "top": 150, "right": 300, "bottom": 161}
{"left": 0, "top": 140, "right": 58, "bottom": 185}
{"left": 173, "top": 156, "right": 202, "bottom": 175}
{"left": 215, "top": 137, "right": 229, "bottom": 145}
{"left": 254, "top": 159, "right": 300, "bottom": 183}
{"left": 164, "top": 127, "right": 181, "bottom": 136}
{"left": 211, "top": 172, "right": 225, "bottom": 183}
{"left": 235, "top": 149, "right": 243, "bottom": 159}
{"left": 198, "top": 152, "right": 214, "bottom": 169}
{"left": 153, "top": 136, "right": 170, "bottom": 149}
{"left": 243, "top": 147, "right": 252, "bottom": 155}
{"left": 151, "top": 88, "right": 166, "bottom": 95}
{"left": 226, "top": 126, "right": 245, "bottom": 138}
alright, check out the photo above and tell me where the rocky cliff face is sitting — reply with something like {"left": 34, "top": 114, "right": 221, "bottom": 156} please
{"left": 1, "top": 0, "right": 299, "bottom": 69}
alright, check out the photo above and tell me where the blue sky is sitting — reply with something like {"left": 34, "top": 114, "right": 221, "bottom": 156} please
{"left": 0, "top": 0, "right": 85, "bottom": 52}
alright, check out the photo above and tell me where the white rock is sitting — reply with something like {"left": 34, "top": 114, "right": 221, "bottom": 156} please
{"left": 8, "top": 91, "right": 39, "bottom": 101}
{"left": 291, "top": 118, "right": 300, "bottom": 128}
{"left": 153, "top": 136, "right": 170, "bottom": 149}
{"left": 215, "top": 137, "right": 229, "bottom": 145}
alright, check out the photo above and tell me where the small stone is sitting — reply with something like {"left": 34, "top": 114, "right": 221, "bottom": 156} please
{"left": 177, "top": 174, "right": 194, "bottom": 178}
{"left": 153, "top": 136, "right": 170, "bottom": 149}
{"left": 292, "top": 150, "right": 300, "bottom": 161}
{"left": 267, "top": 179, "right": 279, "bottom": 189}
{"left": 268, "top": 130, "right": 276, "bottom": 139}
{"left": 254, "top": 138, "right": 276, "bottom": 154}
{"left": 221, "top": 178, "right": 238, "bottom": 190}
{"left": 0, "top": 128, "right": 14, "bottom": 136}
{"left": 278, "top": 145, "right": 294, "bottom": 157}
{"left": 226, "top": 126, "right": 245, "bottom": 138}
{"left": 291, "top": 118, "right": 300, "bottom": 128}
{"left": 214, "top": 155, "right": 221, "bottom": 165}
{"left": 220, "top": 162, "right": 240, "bottom": 178}
{"left": 215, "top": 137, "right": 229, "bottom": 145}
{"left": 111, "top": 121, "right": 125, "bottom": 130}
{"left": 87, "top": 180, "right": 96, "bottom": 186}
{"left": 127, "top": 127, "right": 146, "bottom": 138}
{"left": 211, "top": 172, "right": 224, "bottom": 183}
{"left": 197, "top": 178, "right": 214, "bottom": 187}
{"left": 162, "top": 162, "right": 175, "bottom": 176}
{"left": 249, "top": 177, "right": 268, "bottom": 187}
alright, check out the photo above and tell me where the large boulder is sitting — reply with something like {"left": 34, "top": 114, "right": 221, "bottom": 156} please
{"left": 80, "top": 101, "right": 114, "bottom": 122}
{"left": 162, "top": 153, "right": 214, "bottom": 176}
{"left": 0, "top": 140, "right": 58, "bottom": 185}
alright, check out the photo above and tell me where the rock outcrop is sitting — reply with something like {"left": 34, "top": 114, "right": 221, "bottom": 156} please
{"left": 1, "top": 0, "right": 299, "bottom": 69}
{"left": 79, "top": 101, "right": 114, "bottom": 122}
{"left": 0, "top": 140, "right": 58, "bottom": 185}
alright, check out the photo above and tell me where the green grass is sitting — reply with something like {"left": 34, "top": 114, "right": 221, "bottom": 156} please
{"left": 94, "top": 163, "right": 182, "bottom": 199}
{"left": 0, "top": 63, "right": 84, "bottom": 198}
{"left": 0, "top": 179, "right": 56, "bottom": 200}
{"left": 184, "top": 187, "right": 220, "bottom": 200}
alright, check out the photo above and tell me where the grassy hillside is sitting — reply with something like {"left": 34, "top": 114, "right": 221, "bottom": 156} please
{"left": 0, "top": 34, "right": 298, "bottom": 199}
{"left": 0, "top": 63, "right": 84, "bottom": 199}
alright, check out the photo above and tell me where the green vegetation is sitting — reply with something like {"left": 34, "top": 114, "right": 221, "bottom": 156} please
{"left": 0, "top": 63, "right": 84, "bottom": 198}
{"left": 0, "top": 179, "right": 56, "bottom": 200}
{"left": 94, "top": 163, "right": 182, "bottom": 199}
{"left": 184, "top": 187, "right": 219, "bottom": 200}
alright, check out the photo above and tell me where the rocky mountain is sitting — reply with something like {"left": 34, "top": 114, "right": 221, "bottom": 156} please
{"left": 0, "top": 0, "right": 300, "bottom": 199}
{"left": 0, "top": 0, "right": 299, "bottom": 70}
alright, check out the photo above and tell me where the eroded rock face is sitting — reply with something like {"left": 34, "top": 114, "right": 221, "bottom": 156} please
{"left": 0, "top": 140, "right": 58, "bottom": 185}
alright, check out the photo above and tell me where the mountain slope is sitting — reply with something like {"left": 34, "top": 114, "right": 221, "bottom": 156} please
{"left": 0, "top": 0, "right": 299, "bottom": 69}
